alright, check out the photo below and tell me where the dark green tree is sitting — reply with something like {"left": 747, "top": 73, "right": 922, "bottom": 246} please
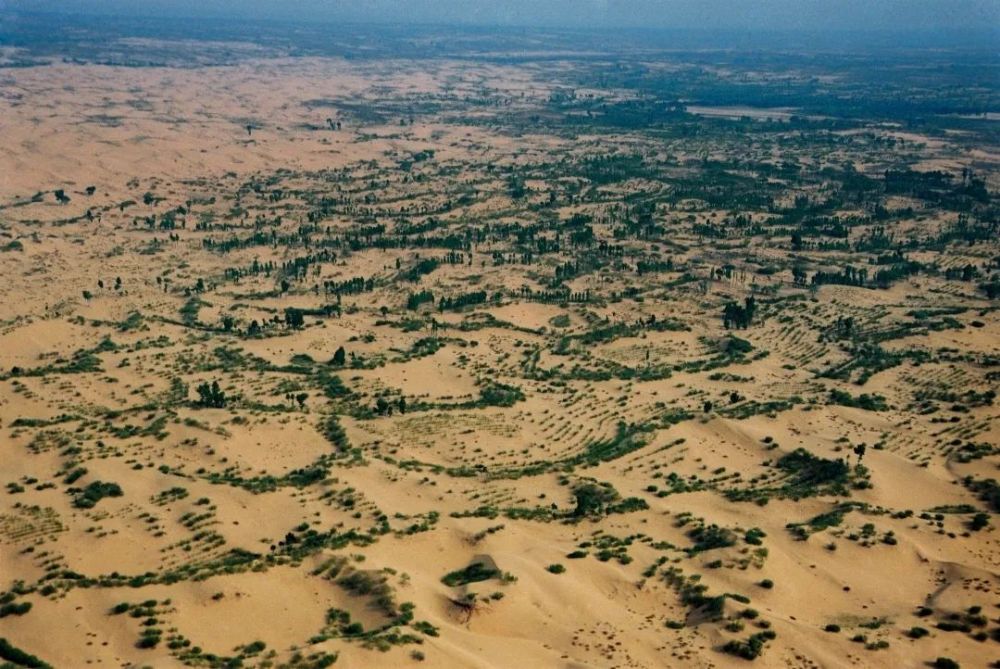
{"left": 332, "top": 346, "right": 346, "bottom": 366}
{"left": 196, "top": 380, "right": 226, "bottom": 408}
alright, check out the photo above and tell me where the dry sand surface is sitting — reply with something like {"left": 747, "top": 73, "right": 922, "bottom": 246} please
{"left": 0, "top": 34, "right": 998, "bottom": 669}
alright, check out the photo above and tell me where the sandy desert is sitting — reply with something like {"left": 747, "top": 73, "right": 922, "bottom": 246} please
{"left": 0, "top": 12, "right": 998, "bottom": 669}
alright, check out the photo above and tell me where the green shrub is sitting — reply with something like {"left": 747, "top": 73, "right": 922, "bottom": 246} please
{"left": 0, "top": 637, "right": 51, "bottom": 668}
{"left": 687, "top": 524, "right": 737, "bottom": 553}
{"left": 721, "top": 630, "right": 776, "bottom": 660}
{"left": 0, "top": 602, "right": 32, "bottom": 618}
{"left": 72, "top": 481, "right": 123, "bottom": 508}
{"left": 441, "top": 562, "right": 499, "bottom": 587}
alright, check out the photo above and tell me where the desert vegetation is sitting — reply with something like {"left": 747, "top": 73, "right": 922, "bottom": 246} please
{"left": 0, "top": 10, "right": 997, "bottom": 669}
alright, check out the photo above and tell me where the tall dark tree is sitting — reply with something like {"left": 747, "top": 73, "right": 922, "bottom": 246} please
{"left": 332, "top": 346, "right": 346, "bottom": 366}
{"left": 722, "top": 296, "right": 756, "bottom": 329}
{"left": 284, "top": 308, "right": 305, "bottom": 328}
{"left": 196, "top": 380, "right": 226, "bottom": 408}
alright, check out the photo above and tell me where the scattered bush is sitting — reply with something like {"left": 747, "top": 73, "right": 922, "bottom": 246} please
{"left": 72, "top": 481, "right": 123, "bottom": 508}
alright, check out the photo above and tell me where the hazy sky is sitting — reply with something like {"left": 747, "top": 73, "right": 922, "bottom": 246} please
{"left": 7, "top": 0, "right": 1000, "bottom": 32}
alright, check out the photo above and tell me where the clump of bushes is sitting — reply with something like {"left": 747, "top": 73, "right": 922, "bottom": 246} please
{"left": 72, "top": 481, "right": 123, "bottom": 508}
{"left": 0, "top": 637, "right": 51, "bottom": 668}
{"left": 721, "top": 630, "right": 777, "bottom": 660}
{"left": 441, "top": 562, "right": 500, "bottom": 587}
{"left": 933, "top": 658, "right": 960, "bottom": 669}
{"left": 0, "top": 601, "right": 32, "bottom": 618}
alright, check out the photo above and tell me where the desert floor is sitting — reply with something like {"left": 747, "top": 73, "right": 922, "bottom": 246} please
{"left": 1, "top": 40, "right": 998, "bottom": 669}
